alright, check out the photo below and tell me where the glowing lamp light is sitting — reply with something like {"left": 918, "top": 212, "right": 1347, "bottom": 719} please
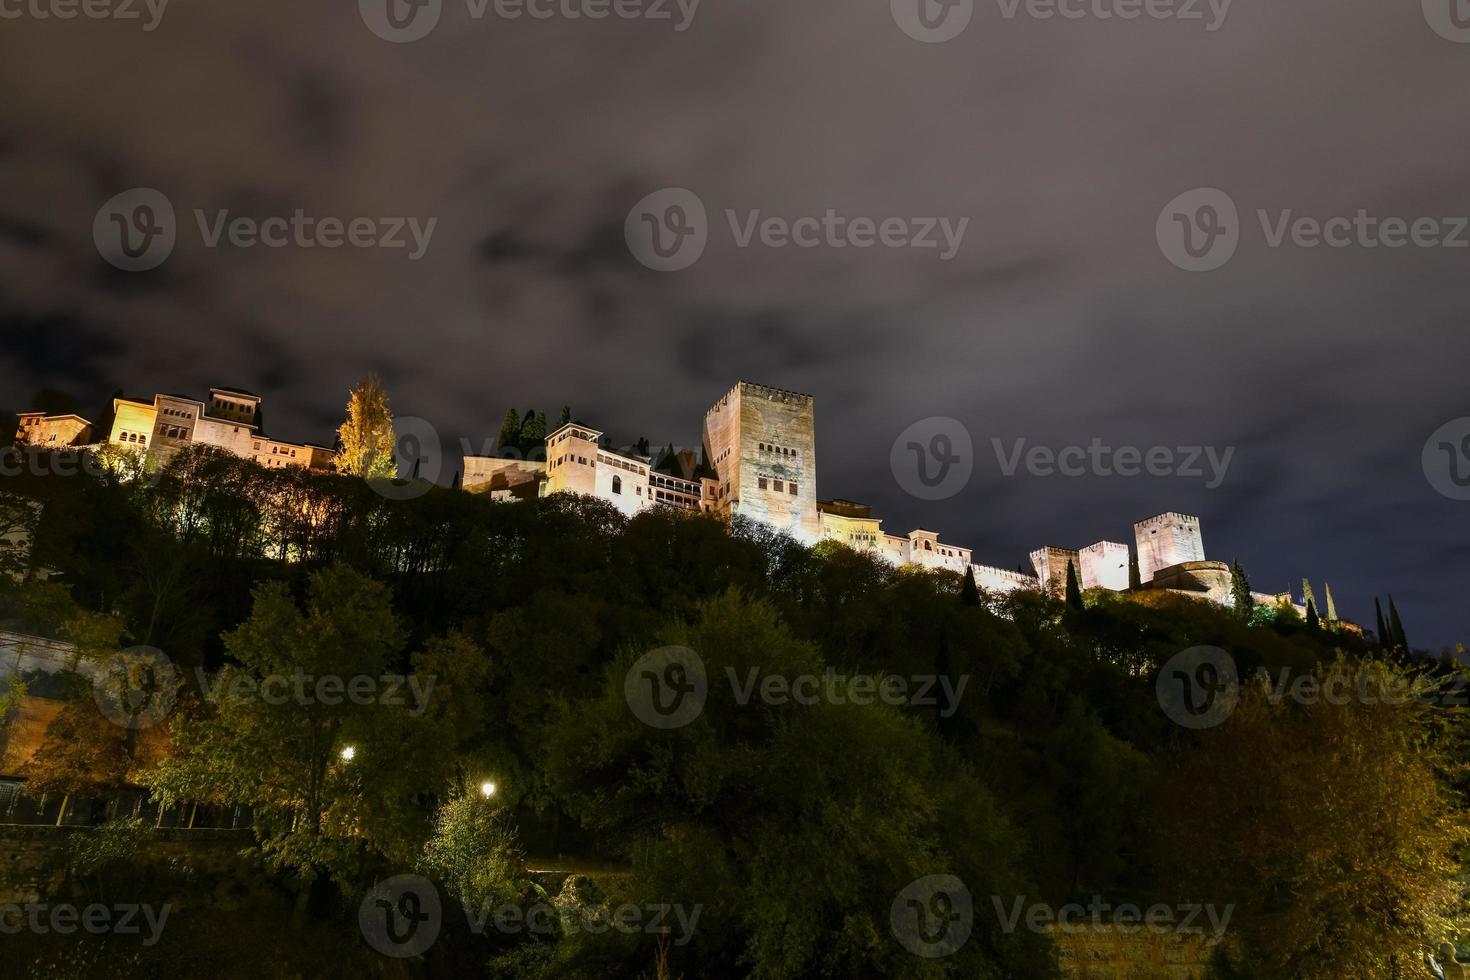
{"left": 480, "top": 781, "right": 496, "bottom": 799}
{"left": 340, "top": 745, "right": 357, "bottom": 762}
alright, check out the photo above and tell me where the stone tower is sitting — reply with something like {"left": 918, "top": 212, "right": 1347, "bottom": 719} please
{"left": 1079, "top": 541, "right": 1131, "bottom": 592}
{"left": 1133, "top": 512, "right": 1205, "bottom": 584}
{"left": 1030, "top": 546, "right": 1080, "bottom": 597}
{"left": 702, "top": 382, "right": 820, "bottom": 543}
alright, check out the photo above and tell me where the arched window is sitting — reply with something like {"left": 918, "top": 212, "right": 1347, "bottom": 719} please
{"left": 612, "top": 475, "right": 623, "bottom": 495}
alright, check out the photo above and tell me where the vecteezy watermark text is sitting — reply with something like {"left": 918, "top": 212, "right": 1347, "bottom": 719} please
{"left": 1156, "top": 646, "right": 1468, "bottom": 729}
{"left": 992, "top": 895, "right": 1233, "bottom": 940}
{"left": 0, "top": 0, "right": 167, "bottom": 29}
{"left": 624, "top": 647, "right": 969, "bottom": 728}
{"left": 890, "top": 0, "right": 1231, "bottom": 43}
{"left": 727, "top": 667, "right": 968, "bottom": 717}
{"left": 194, "top": 668, "right": 436, "bottom": 717}
{"left": 992, "top": 438, "right": 1235, "bottom": 489}
{"left": 1158, "top": 187, "right": 1470, "bottom": 272}
{"left": 624, "top": 188, "right": 969, "bottom": 271}
{"left": 359, "top": 0, "right": 699, "bottom": 43}
{"left": 359, "top": 874, "right": 700, "bottom": 958}
{"left": 0, "top": 903, "right": 171, "bottom": 945}
{"left": 464, "top": 899, "right": 701, "bottom": 946}
{"left": 93, "top": 188, "right": 437, "bottom": 272}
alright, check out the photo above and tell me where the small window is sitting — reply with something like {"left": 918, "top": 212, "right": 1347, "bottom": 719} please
{"left": 758, "top": 477, "right": 768, "bottom": 490}
{"left": 612, "top": 475, "right": 623, "bottom": 495}
{"left": 789, "top": 483, "right": 797, "bottom": 495}
{"left": 773, "top": 480, "right": 783, "bottom": 492}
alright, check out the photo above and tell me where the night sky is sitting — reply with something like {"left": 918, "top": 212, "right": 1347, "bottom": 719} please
{"left": 2, "top": 0, "right": 1468, "bottom": 648}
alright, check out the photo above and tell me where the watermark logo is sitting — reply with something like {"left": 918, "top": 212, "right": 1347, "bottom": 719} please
{"left": 891, "top": 0, "right": 974, "bottom": 42}
{"left": 360, "top": 0, "right": 443, "bottom": 42}
{"left": 1161, "top": 188, "right": 1470, "bottom": 272}
{"left": 891, "top": 417, "right": 973, "bottom": 501}
{"left": 626, "top": 188, "right": 708, "bottom": 272}
{"left": 1423, "top": 417, "right": 1470, "bottom": 501}
{"left": 892, "top": 874, "right": 973, "bottom": 958}
{"left": 992, "top": 438, "right": 1235, "bottom": 489}
{"left": 94, "top": 189, "right": 437, "bottom": 271}
{"left": 1423, "top": 0, "right": 1470, "bottom": 43}
{"left": 368, "top": 416, "right": 444, "bottom": 501}
{"left": 1156, "top": 646, "right": 1238, "bottom": 729}
{"left": 1157, "top": 188, "right": 1239, "bottom": 272}
{"left": 0, "top": 0, "right": 169, "bottom": 30}
{"left": 625, "top": 189, "right": 969, "bottom": 270}
{"left": 94, "top": 188, "right": 176, "bottom": 272}
{"left": 92, "top": 646, "right": 179, "bottom": 730}
{"left": 625, "top": 646, "right": 707, "bottom": 729}
{"left": 360, "top": 874, "right": 442, "bottom": 958}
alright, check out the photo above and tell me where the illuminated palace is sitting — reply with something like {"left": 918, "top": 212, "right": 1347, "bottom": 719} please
{"left": 12, "top": 380, "right": 1295, "bottom": 609}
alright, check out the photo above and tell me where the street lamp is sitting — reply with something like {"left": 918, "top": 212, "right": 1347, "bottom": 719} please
{"left": 480, "top": 781, "right": 496, "bottom": 799}
{"left": 340, "top": 745, "right": 357, "bottom": 762}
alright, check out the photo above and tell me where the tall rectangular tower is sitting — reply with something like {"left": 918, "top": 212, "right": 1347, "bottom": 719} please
{"left": 1079, "top": 541, "right": 1131, "bottom": 592}
{"left": 1133, "top": 513, "right": 1205, "bottom": 583}
{"left": 702, "top": 382, "right": 819, "bottom": 543}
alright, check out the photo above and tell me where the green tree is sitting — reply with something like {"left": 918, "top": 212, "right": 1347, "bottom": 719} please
{"left": 1324, "top": 582, "right": 1339, "bottom": 623}
{"left": 19, "top": 699, "right": 132, "bottom": 825}
{"left": 1388, "top": 595, "right": 1409, "bottom": 652}
{"left": 521, "top": 410, "right": 547, "bottom": 448}
{"left": 498, "top": 408, "right": 521, "bottom": 454}
{"left": 1305, "top": 597, "right": 1319, "bottom": 630}
{"left": 961, "top": 565, "right": 981, "bottom": 607}
{"left": 1376, "top": 597, "right": 1390, "bottom": 648}
{"left": 146, "top": 565, "right": 449, "bottom": 887}
{"left": 1159, "top": 657, "right": 1469, "bottom": 980}
{"left": 1230, "top": 561, "right": 1254, "bottom": 622}
{"left": 557, "top": 405, "right": 572, "bottom": 428}
{"left": 1064, "top": 560, "right": 1084, "bottom": 611}
{"left": 420, "top": 793, "right": 525, "bottom": 915}
{"left": 543, "top": 591, "right": 1057, "bottom": 979}
{"left": 1301, "top": 578, "right": 1317, "bottom": 615}
{"left": 333, "top": 374, "right": 396, "bottom": 479}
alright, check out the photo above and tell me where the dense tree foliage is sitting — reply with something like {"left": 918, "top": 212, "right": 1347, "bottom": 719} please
{"left": 0, "top": 443, "right": 1465, "bottom": 977}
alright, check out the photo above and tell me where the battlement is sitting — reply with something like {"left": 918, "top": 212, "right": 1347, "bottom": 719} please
{"left": 1135, "top": 512, "right": 1199, "bottom": 527}
{"left": 705, "top": 381, "right": 814, "bottom": 416}
{"left": 1134, "top": 513, "right": 1205, "bottom": 584}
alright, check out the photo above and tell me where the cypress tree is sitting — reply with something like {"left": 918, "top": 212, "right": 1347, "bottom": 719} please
{"left": 520, "top": 410, "right": 547, "bottom": 449}
{"left": 1375, "top": 598, "right": 1389, "bottom": 648}
{"left": 961, "top": 566, "right": 981, "bottom": 607}
{"left": 497, "top": 409, "right": 520, "bottom": 455}
{"left": 1230, "top": 561, "right": 1253, "bottom": 621}
{"left": 1128, "top": 553, "right": 1142, "bottom": 591}
{"left": 1065, "top": 560, "right": 1084, "bottom": 611}
{"left": 1324, "top": 583, "right": 1339, "bottom": 622}
{"left": 1388, "top": 596, "right": 1408, "bottom": 652}
{"left": 1301, "top": 579, "right": 1317, "bottom": 615}
{"left": 557, "top": 405, "right": 572, "bottom": 428}
{"left": 1305, "top": 598, "right": 1319, "bottom": 631}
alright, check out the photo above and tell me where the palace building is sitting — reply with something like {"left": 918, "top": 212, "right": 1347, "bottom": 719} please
{"left": 11, "top": 378, "right": 1307, "bottom": 612}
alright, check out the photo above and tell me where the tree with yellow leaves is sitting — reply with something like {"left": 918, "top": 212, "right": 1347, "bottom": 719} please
{"left": 333, "top": 373, "right": 397, "bottom": 479}
{"left": 1158, "top": 655, "right": 1470, "bottom": 979}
